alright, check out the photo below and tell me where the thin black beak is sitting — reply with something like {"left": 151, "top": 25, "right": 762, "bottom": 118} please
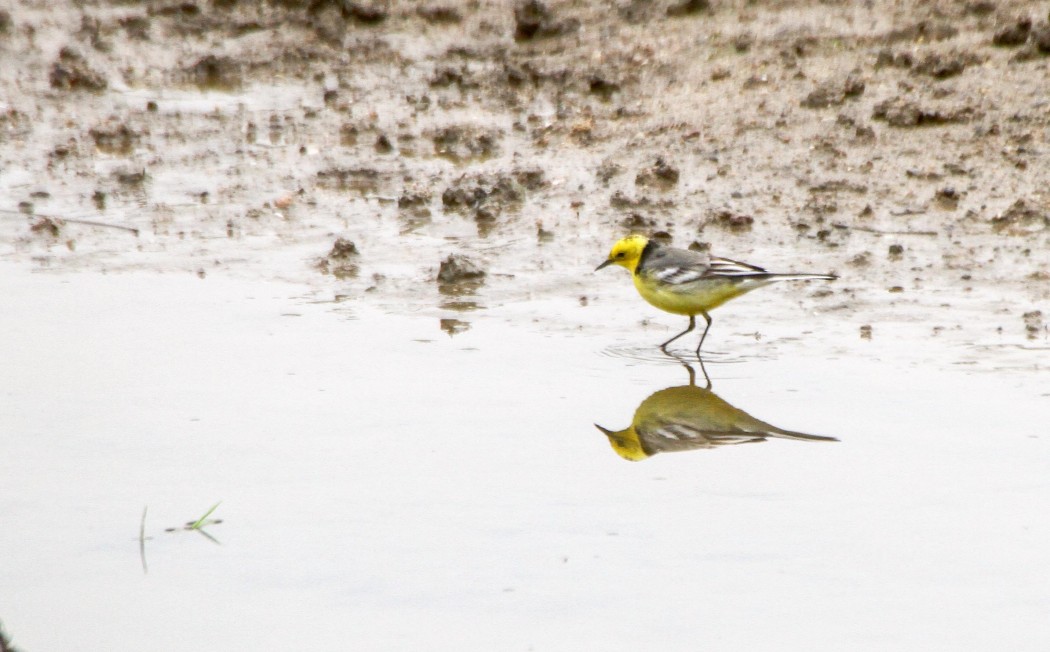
{"left": 595, "top": 259, "right": 613, "bottom": 271}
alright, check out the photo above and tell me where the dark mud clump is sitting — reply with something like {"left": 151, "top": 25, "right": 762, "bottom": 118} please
{"left": 30, "top": 216, "right": 64, "bottom": 238}
{"left": 911, "top": 51, "right": 982, "bottom": 79}
{"left": 316, "top": 237, "right": 360, "bottom": 279}
{"left": 990, "top": 198, "right": 1050, "bottom": 234}
{"left": 442, "top": 173, "right": 528, "bottom": 235}
{"left": 316, "top": 167, "right": 385, "bottom": 196}
{"left": 1034, "top": 23, "right": 1050, "bottom": 53}
{"left": 437, "top": 253, "right": 486, "bottom": 297}
{"left": 666, "top": 0, "right": 711, "bottom": 18}
{"left": 417, "top": 5, "right": 463, "bottom": 25}
{"left": 439, "top": 318, "right": 471, "bottom": 336}
{"left": 635, "top": 157, "right": 680, "bottom": 190}
{"left": 882, "top": 19, "right": 958, "bottom": 43}
{"left": 1022, "top": 311, "right": 1045, "bottom": 339}
{"left": 992, "top": 17, "right": 1032, "bottom": 47}
{"left": 398, "top": 192, "right": 432, "bottom": 218}
{"left": 801, "top": 71, "right": 865, "bottom": 109}
{"left": 49, "top": 47, "right": 107, "bottom": 92}
{"left": 185, "top": 54, "right": 243, "bottom": 90}
{"left": 438, "top": 253, "right": 485, "bottom": 283}
{"left": 90, "top": 121, "right": 140, "bottom": 156}
{"left": 513, "top": 0, "right": 580, "bottom": 41}
{"left": 430, "top": 125, "right": 502, "bottom": 163}
{"left": 872, "top": 96, "right": 977, "bottom": 127}
{"left": 705, "top": 210, "right": 754, "bottom": 233}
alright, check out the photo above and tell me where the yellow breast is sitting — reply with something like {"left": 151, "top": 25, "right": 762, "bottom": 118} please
{"left": 632, "top": 272, "right": 747, "bottom": 315}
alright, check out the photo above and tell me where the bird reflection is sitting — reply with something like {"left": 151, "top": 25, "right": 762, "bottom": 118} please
{"left": 596, "top": 358, "right": 837, "bottom": 461}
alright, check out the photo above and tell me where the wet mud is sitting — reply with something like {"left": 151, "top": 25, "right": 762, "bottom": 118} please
{"left": 0, "top": 0, "right": 1046, "bottom": 353}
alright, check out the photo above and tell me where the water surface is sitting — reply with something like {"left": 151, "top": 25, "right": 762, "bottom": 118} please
{"left": 2, "top": 264, "right": 1048, "bottom": 651}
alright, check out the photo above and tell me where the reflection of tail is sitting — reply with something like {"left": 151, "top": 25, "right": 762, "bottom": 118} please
{"left": 753, "top": 427, "right": 837, "bottom": 443}
{"left": 596, "top": 383, "right": 837, "bottom": 461}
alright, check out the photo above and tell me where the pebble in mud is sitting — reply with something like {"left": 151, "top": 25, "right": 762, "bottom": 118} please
{"left": 934, "top": 186, "right": 960, "bottom": 210}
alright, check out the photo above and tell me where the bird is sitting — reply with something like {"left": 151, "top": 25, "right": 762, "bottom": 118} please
{"left": 596, "top": 234, "right": 836, "bottom": 356}
{"left": 595, "top": 362, "right": 837, "bottom": 461}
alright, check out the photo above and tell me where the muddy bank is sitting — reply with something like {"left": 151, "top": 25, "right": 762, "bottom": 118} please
{"left": 1, "top": 0, "right": 1047, "bottom": 344}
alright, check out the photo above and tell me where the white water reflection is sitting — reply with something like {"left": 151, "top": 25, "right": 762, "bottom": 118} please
{"left": 2, "top": 265, "right": 1049, "bottom": 651}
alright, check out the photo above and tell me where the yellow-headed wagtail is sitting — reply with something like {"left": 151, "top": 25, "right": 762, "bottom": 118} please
{"left": 596, "top": 234, "right": 836, "bottom": 355}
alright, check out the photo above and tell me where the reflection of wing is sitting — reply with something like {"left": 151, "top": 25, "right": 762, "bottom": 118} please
{"left": 597, "top": 383, "right": 836, "bottom": 461}
{"left": 639, "top": 418, "right": 770, "bottom": 453}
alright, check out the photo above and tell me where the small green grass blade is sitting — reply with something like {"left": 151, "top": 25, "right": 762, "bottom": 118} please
{"left": 189, "top": 501, "right": 221, "bottom": 530}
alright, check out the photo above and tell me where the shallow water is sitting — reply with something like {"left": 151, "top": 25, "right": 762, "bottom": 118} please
{"left": 2, "top": 263, "right": 1048, "bottom": 651}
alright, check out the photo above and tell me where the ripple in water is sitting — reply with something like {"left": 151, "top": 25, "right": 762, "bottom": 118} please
{"left": 599, "top": 343, "right": 762, "bottom": 366}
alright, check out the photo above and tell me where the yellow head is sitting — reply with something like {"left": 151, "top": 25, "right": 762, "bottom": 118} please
{"left": 596, "top": 234, "right": 650, "bottom": 273}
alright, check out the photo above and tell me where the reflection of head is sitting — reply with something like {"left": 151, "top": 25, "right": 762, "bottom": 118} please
{"left": 596, "top": 383, "right": 835, "bottom": 461}
{"left": 594, "top": 424, "right": 649, "bottom": 461}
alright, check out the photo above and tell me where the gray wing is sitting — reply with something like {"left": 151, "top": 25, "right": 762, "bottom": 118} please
{"left": 708, "top": 256, "right": 771, "bottom": 277}
{"left": 645, "top": 247, "right": 772, "bottom": 285}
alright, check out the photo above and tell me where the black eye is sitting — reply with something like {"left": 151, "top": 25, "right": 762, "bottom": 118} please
{"left": 616, "top": 252, "right": 625, "bottom": 258}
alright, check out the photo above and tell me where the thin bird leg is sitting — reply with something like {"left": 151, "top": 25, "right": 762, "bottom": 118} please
{"left": 694, "top": 311, "right": 713, "bottom": 358}
{"left": 695, "top": 355, "right": 712, "bottom": 390}
{"left": 659, "top": 315, "right": 696, "bottom": 351}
